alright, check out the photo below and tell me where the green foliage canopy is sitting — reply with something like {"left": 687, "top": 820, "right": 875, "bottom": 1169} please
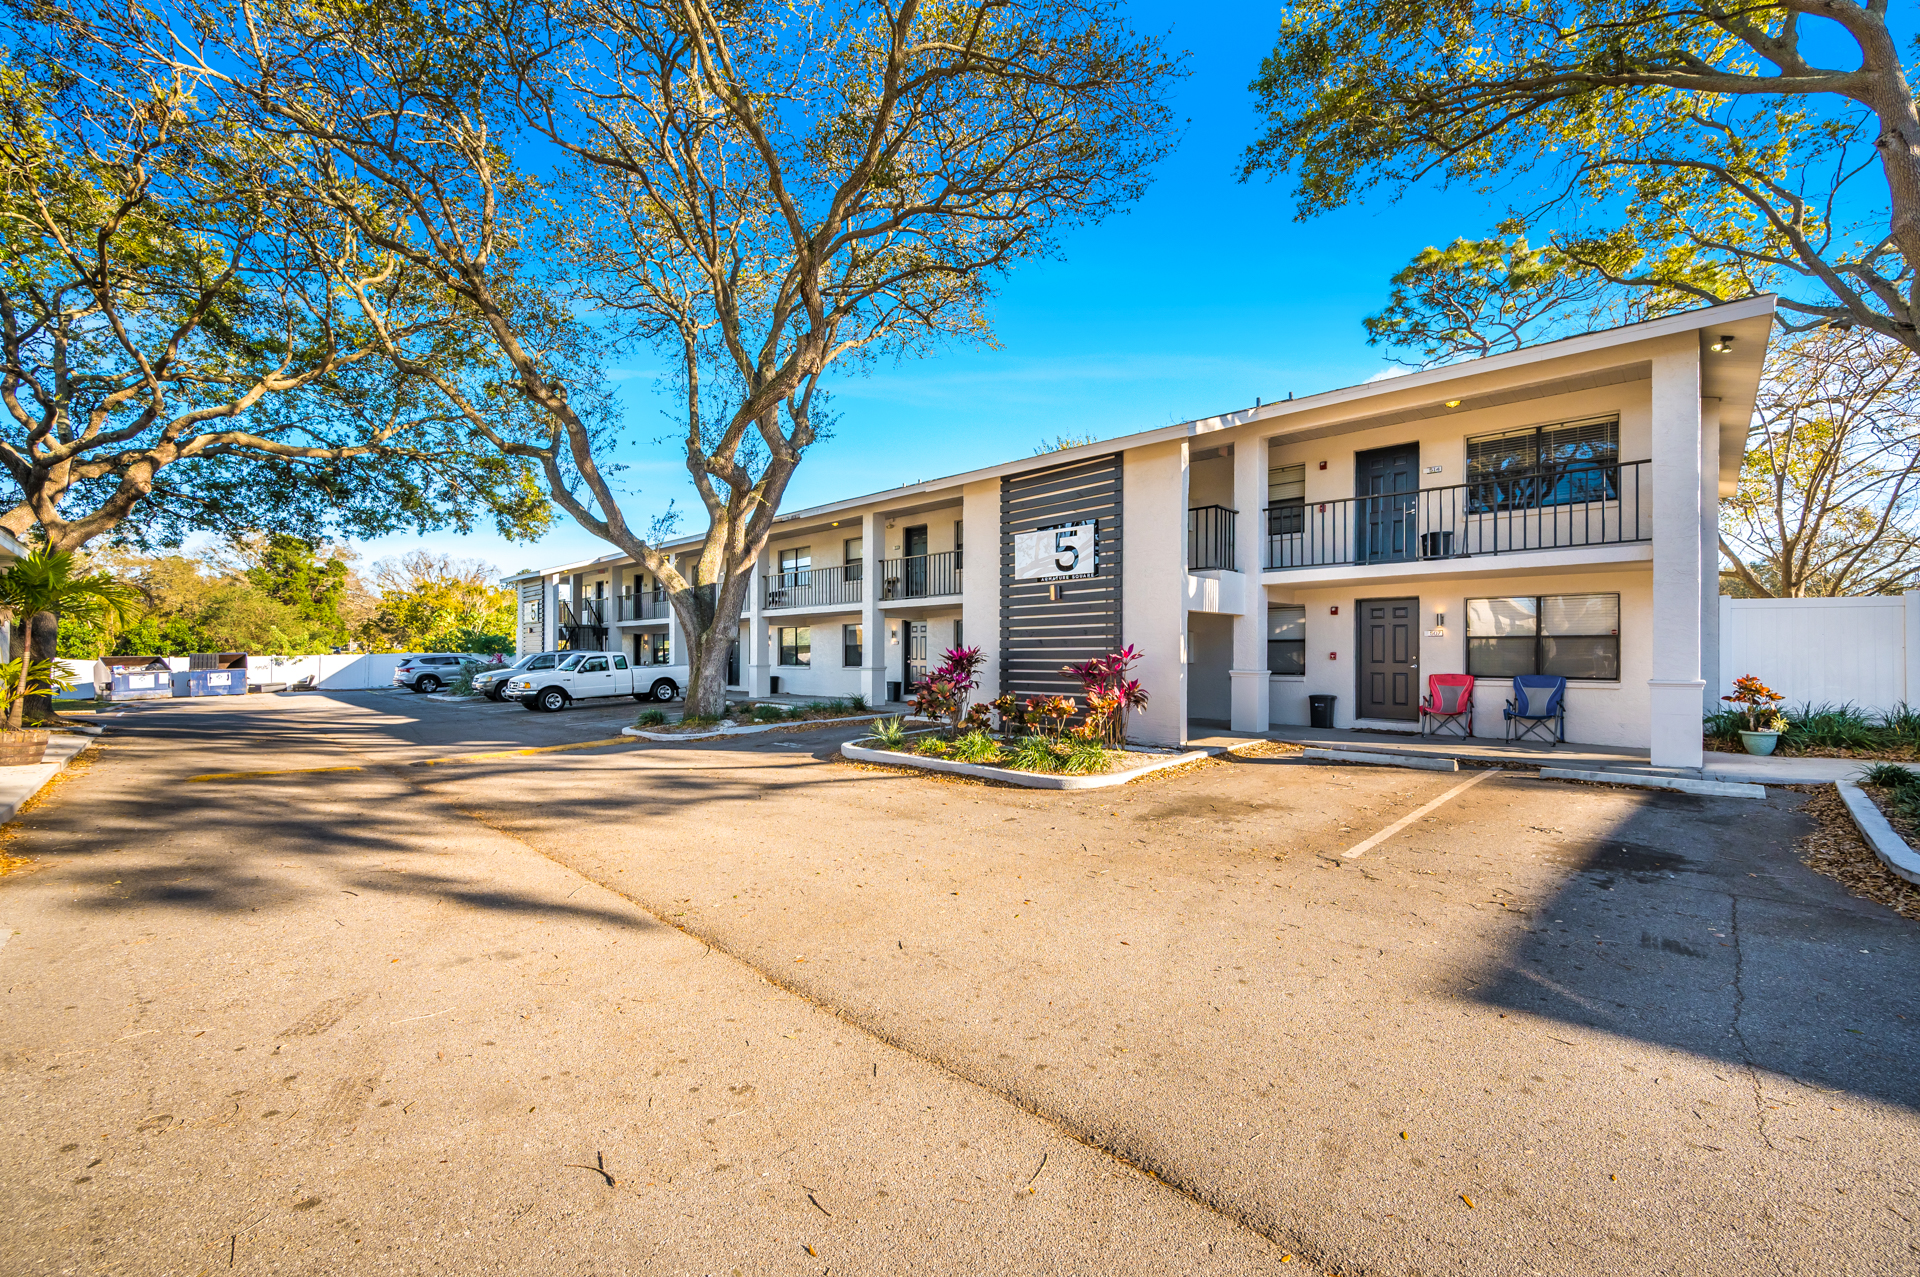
{"left": 1245, "top": 0, "right": 1920, "bottom": 351}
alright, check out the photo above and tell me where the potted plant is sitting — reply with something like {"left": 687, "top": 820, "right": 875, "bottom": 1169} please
{"left": 1722, "top": 675, "right": 1787, "bottom": 755}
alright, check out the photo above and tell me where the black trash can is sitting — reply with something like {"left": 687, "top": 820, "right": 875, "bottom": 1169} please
{"left": 1309, "top": 694, "right": 1336, "bottom": 729}
{"left": 769, "top": 676, "right": 781, "bottom": 694}
{"left": 887, "top": 680, "right": 902, "bottom": 704}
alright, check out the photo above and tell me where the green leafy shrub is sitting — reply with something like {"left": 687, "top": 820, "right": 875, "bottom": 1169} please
{"left": 913, "top": 736, "right": 951, "bottom": 757}
{"left": 849, "top": 693, "right": 869, "bottom": 712}
{"left": 947, "top": 730, "right": 1004, "bottom": 764}
{"left": 636, "top": 709, "right": 668, "bottom": 727}
{"left": 1057, "top": 736, "right": 1111, "bottom": 774}
{"left": 1005, "top": 735, "right": 1062, "bottom": 773}
{"left": 1863, "top": 762, "right": 1920, "bottom": 788}
{"left": 871, "top": 717, "right": 908, "bottom": 749}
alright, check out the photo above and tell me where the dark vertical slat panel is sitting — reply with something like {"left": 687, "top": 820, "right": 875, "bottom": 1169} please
{"left": 1000, "top": 453, "right": 1124, "bottom": 702}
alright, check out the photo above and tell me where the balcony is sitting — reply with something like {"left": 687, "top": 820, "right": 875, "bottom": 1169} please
{"left": 1264, "top": 460, "right": 1651, "bottom": 571}
{"left": 615, "top": 591, "right": 671, "bottom": 622}
{"left": 764, "top": 564, "right": 864, "bottom": 611}
{"left": 880, "top": 551, "right": 962, "bottom": 601}
{"left": 1188, "top": 504, "right": 1236, "bottom": 571}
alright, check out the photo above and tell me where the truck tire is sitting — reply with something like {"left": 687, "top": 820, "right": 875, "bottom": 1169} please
{"left": 485, "top": 685, "right": 505, "bottom": 702}
{"left": 531, "top": 687, "right": 569, "bottom": 712}
{"left": 413, "top": 674, "right": 443, "bottom": 694}
{"left": 649, "top": 678, "right": 679, "bottom": 703}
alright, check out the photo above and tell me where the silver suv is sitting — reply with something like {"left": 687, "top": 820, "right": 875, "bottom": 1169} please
{"left": 472, "top": 651, "right": 565, "bottom": 702}
{"left": 392, "top": 653, "right": 486, "bottom": 694}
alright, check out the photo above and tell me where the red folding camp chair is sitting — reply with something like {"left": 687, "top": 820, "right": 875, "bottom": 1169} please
{"left": 1420, "top": 673, "right": 1475, "bottom": 738}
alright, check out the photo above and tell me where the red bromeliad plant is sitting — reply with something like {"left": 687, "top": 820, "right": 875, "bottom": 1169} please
{"left": 910, "top": 646, "right": 985, "bottom": 737}
{"left": 1063, "top": 646, "right": 1150, "bottom": 746}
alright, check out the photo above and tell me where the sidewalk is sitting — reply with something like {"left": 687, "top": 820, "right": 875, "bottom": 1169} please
{"left": 0, "top": 731, "right": 95, "bottom": 822}
{"left": 1208, "top": 725, "right": 1871, "bottom": 786}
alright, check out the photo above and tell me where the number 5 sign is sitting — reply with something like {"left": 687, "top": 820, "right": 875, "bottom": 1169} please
{"left": 1013, "top": 521, "right": 1096, "bottom": 581}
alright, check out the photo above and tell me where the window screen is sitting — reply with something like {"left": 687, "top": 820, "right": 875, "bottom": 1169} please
{"left": 1267, "top": 605, "right": 1306, "bottom": 676}
{"left": 1467, "top": 594, "right": 1619, "bottom": 680}
{"left": 1267, "top": 463, "right": 1306, "bottom": 536}
{"left": 1466, "top": 417, "right": 1619, "bottom": 512}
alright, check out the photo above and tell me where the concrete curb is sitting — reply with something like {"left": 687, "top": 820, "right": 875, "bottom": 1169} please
{"left": 1539, "top": 767, "right": 1766, "bottom": 799}
{"left": 623, "top": 712, "right": 905, "bottom": 743}
{"left": 1835, "top": 781, "right": 1920, "bottom": 886}
{"left": 0, "top": 733, "right": 95, "bottom": 823}
{"left": 840, "top": 739, "right": 1213, "bottom": 790}
{"left": 1303, "top": 747, "right": 1458, "bottom": 773}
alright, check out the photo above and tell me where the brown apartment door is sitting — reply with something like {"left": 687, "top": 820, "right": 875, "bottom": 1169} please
{"left": 1358, "top": 597, "right": 1419, "bottom": 721}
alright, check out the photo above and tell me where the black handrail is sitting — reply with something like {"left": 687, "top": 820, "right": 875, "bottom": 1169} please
{"left": 764, "top": 563, "right": 865, "bottom": 610}
{"left": 1188, "top": 505, "right": 1236, "bottom": 571}
{"left": 880, "top": 550, "right": 962, "bottom": 599}
{"left": 1264, "top": 459, "right": 1651, "bottom": 570}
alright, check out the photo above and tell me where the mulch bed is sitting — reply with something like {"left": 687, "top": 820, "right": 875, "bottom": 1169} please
{"left": 1706, "top": 739, "right": 1920, "bottom": 762}
{"left": 1793, "top": 784, "right": 1920, "bottom": 921}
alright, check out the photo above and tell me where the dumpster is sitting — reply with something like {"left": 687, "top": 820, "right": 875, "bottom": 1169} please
{"left": 187, "top": 668, "right": 246, "bottom": 697}
{"left": 110, "top": 670, "right": 172, "bottom": 701}
{"left": 1309, "top": 694, "right": 1336, "bottom": 729}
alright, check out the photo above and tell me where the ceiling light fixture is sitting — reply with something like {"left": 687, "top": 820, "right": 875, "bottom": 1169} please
{"left": 1710, "top": 334, "right": 1735, "bottom": 353}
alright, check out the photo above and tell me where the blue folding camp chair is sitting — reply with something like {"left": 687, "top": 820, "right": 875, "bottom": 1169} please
{"left": 1504, "top": 674, "right": 1567, "bottom": 743}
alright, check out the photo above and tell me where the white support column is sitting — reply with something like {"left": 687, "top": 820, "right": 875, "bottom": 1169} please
{"left": 543, "top": 577, "right": 559, "bottom": 652}
{"left": 608, "top": 563, "right": 626, "bottom": 657}
{"left": 746, "top": 554, "right": 772, "bottom": 697}
{"left": 1648, "top": 339, "right": 1706, "bottom": 768}
{"left": 1229, "top": 437, "right": 1270, "bottom": 732}
{"left": 859, "top": 508, "right": 887, "bottom": 705}
{"left": 1699, "top": 398, "right": 1722, "bottom": 715}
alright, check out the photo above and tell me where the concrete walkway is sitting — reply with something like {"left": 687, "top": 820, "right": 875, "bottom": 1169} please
{"left": 0, "top": 731, "right": 95, "bottom": 822}
{"left": 1214, "top": 725, "right": 1874, "bottom": 785}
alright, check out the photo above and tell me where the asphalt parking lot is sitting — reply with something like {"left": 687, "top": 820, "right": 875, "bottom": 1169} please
{"left": 2, "top": 690, "right": 1916, "bottom": 1275}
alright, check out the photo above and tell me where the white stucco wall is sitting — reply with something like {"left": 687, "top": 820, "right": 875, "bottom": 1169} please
{"left": 1121, "top": 438, "right": 1189, "bottom": 745}
{"left": 1264, "top": 566, "right": 1653, "bottom": 747}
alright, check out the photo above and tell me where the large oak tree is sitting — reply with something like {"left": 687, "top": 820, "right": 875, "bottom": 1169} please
{"left": 1244, "top": 0, "right": 1920, "bottom": 351}
{"left": 121, "top": 0, "right": 1180, "bottom": 715}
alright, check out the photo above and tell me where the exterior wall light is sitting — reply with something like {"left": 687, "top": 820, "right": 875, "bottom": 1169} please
{"left": 1710, "top": 335, "right": 1735, "bottom": 353}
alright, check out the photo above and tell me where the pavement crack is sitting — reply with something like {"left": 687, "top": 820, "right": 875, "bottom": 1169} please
{"left": 395, "top": 773, "right": 1319, "bottom": 1270}
{"left": 1726, "top": 894, "right": 1775, "bottom": 1151}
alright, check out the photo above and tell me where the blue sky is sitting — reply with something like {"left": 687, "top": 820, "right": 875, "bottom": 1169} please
{"left": 355, "top": 2, "right": 1517, "bottom": 577}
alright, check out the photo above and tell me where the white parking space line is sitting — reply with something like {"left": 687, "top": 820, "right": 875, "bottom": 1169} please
{"left": 1342, "top": 768, "right": 1505, "bottom": 859}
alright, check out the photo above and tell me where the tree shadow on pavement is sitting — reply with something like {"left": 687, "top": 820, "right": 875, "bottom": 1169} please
{"left": 1463, "top": 787, "right": 1920, "bottom": 1112}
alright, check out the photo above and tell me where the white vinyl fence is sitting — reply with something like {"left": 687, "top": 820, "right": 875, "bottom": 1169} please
{"left": 248, "top": 653, "right": 507, "bottom": 690}
{"left": 1719, "top": 593, "right": 1920, "bottom": 713}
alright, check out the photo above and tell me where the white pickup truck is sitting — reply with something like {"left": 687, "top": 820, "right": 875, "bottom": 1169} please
{"left": 502, "top": 651, "right": 687, "bottom": 712}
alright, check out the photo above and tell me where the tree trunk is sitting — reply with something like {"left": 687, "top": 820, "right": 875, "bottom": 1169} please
{"left": 675, "top": 578, "right": 748, "bottom": 719}
{"left": 24, "top": 609, "right": 57, "bottom": 724}
{"left": 5, "top": 614, "right": 22, "bottom": 730}
{"left": 685, "top": 628, "right": 734, "bottom": 718}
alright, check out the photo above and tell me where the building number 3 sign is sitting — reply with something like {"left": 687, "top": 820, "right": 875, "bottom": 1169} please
{"left": 1013, "top": 520, "right": 1097, "bottom": 581}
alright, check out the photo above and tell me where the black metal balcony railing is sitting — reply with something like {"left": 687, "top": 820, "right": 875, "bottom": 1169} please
{"left": 1188, "top": 504, "right": 1237, "bottom": 571}
{"left": 616, "top": 591, "right": 670, "bottom": 622}
{"left": 764, "top": 564, "right": 864, "bottom": 610}
{"left": 1264, "top": 459, "right": 1652, "bottom": 570}
{"left": 880, "top": 550, "right": 962, "bottom": 600}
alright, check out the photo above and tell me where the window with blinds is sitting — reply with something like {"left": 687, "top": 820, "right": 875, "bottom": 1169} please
{"left": 1267, "top": 604, "right": 1306, "bottom": 675}
{"left": 1466, "top": 417, "right": 1619, "bottom": 512}
{"left": 1466, "top": 593, "right": 1620, "bottom": 680}
{"left": 1267, "top": 462, "right": 1306, "bottom": 535}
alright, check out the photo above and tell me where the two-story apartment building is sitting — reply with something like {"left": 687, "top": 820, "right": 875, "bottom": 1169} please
{"left": 507, "top": 297, "right": 1775, "bottom": 769}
